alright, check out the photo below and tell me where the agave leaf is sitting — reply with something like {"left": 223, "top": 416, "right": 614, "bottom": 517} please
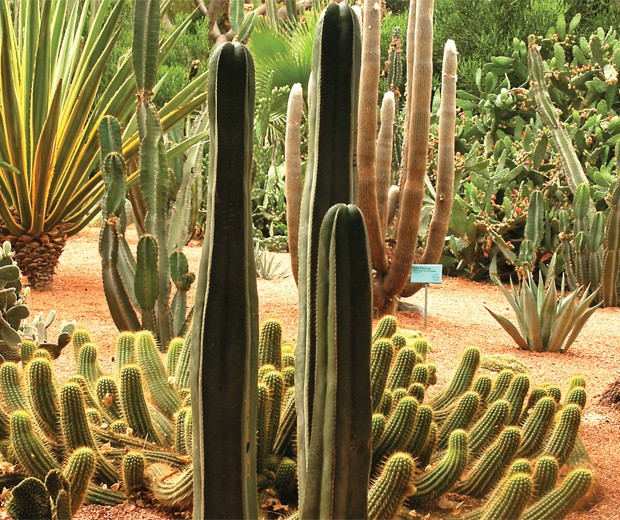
{"left": 540, "top": 279, "right": 557, "bottom": 347}
{"left": 520, "top": 279, "right": 544, "bottom": 351}
{"left": 546, "top": 290, "right": 579, "bottom": 352}
{"left": 561, "top": 301, "right": 602, "bottom": 353}
{"left": 484, "top": 306, "right": 528, "bottom": 349}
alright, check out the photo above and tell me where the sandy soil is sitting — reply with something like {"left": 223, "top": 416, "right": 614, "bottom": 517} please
{"left": 25, "top": 227, "right": 620, "bottom": 519}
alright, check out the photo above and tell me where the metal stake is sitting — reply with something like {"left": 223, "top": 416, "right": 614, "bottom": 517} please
{"left": 424, "top": 283, "right": 429, "bottom": 327}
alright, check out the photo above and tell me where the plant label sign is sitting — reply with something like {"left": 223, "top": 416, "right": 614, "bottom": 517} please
{"left": 410, "top": 264, "right": 443, "bottom": 284}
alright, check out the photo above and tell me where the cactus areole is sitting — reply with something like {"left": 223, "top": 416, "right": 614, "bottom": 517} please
{"left": 190, "top": 42, "right": 259, "bottom": 519}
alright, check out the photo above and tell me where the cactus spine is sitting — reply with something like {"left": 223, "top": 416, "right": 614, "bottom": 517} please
{"left": 368, "top": 452, "right": 416, "bottom": 520}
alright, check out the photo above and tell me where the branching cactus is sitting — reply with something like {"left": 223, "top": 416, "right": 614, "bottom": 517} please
{"left": 285, "top": 0, "right": 458, "bottom": 315}
{"left": 529, "top": 37, "right": 620, "bottom": 307}
{"left": 0, "top": 241, "right": 29, "bottom": 361}
{"left": 98, "top": 0, "right": 196, "bottom": 348}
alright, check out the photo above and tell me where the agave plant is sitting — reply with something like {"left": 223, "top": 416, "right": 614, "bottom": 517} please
{"left": 485, "top": 258, "right": 601, "bottom": 353}
{"left": 0, "top": 0, "right": 207, "bottom": 288}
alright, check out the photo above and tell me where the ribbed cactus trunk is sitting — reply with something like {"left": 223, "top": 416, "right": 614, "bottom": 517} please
{"left": 301, "top": 204, "right": 373, "bottom": 519}
{"left": 295, "top": 2, "right": 361, "bottom": 506}
{"left": 190, "top": 42, "right": 259, "bottom": 519}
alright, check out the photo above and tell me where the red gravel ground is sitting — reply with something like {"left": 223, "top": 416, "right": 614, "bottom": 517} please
{"left": 22, "top": 227, "right": 620, "bottom": 519}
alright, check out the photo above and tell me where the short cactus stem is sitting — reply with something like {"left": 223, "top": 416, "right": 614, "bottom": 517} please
{"left": 122, "top": 451, "right": 147, "bottom": 493}
{"left": 96, "top": 377, "right": 123, "bottom": 421}
{"left": 468, "top": 399, "right": 510, "bottom": 457}
{"left": 77, "top": 343, "right": 104, "bottom": 389}
{"left": 430, "top": 347, "right": 480, "bottom": 410}
{"left": 437, "top": 391, "right": 480, "bottom": 450}
{"left": 10, "top": 411, "right": 60, "bottom": 480}
{"left": 372, "top": 316, "right": 398, "bottom": 343}
{"left": 27, "top": 358, "right": 61, "bottom": 443}
{"left": 371, "top": 339, "right": 394, "bottom": 412}
{"left": 387, "top": 347, "right": 418, "bottom": 391}
{"left": 135, "top": 330, "right": 181, "bottom": 417}
{"left": 542, "top": 404, "right": 582, "bottom": 466}
{"left": 503, "top": 374, "right": 530, "bottom": 425}
{"left": 64, "top": 447, "right": 97, "bottom": 515}
{"left": 119, "top": 365, "right": 161, "bottom": 444}
{"left": 455, "top": 426, "right": 522, "bottom": 498}
{"left": 522, "top": 468, "right": 593, "bottom": 520}
{"left": 166, "top": 337, "right": 184, "bottom": 378}
{"left": 410, "top": 429, "right": 469, "bottom": 505}
{"left": 486, "top": 369, "right": 514, "bottom": 403}
{"left": 480, "top": 473, "right": 533, "bottom": 520}
{"left": 368, "top": 452, "right": 416, "bottom": 520}
{"left": 72, "top": 329, "right": 93, "bottom": 364}
{"left": 6, "top": 477, "right": 52, "bottom": 520}
{"left": 532, "top": 455, "right": 560, "bottom": 498}
{"left": 258, "top": 319, "right": 283, "bottom": 370}
{"left": 406, "top": 404, "right": 434, "bottom": 457}
{"left": 114, "top": 331, "right": 136, "bottom": 376}
{"left": 373, "top": 396, "right": 418, "bottom": 466}
{"left": 519, "top": 396, "right": 557, "bottom": 458}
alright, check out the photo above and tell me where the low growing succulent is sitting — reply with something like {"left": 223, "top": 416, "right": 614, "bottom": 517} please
{"left": 486, "top": 256, "right": 601, "bottom": 352}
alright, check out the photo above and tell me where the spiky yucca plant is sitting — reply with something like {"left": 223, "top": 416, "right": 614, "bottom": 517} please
{"left": 0, "top": 0, "right": 206, "bottom": 287}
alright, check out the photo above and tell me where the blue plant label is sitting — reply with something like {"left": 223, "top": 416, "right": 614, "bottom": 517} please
{"left": 410, "top": 264, "right": 443, "bottom": 284}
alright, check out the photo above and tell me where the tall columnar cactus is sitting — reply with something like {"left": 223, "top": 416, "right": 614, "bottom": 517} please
{"left": 294, "top": 3, "right": 361, "bottom": 505}
{"left": 285, "top": 0, "right": 457, "bottom": 315}
{"left": 98, "top": 0, "right": 196, "bottom": 347}
{"left": 190, "top": 41, "right": 259, "bottom": 520}
{"left": 299, "top": 204, "right": 373, "bottom": 519}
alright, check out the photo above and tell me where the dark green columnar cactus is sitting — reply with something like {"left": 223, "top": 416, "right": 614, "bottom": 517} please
{"left": 190, "top": 41, "right": 259, "bottom": 520}
{"left": 295, "top": 3, "right": 361, "bottom": 504}
{"left": 301, "top": 204, "right": 373, "bottom": 519}
{"left": 6, "top": 477, "right": 52, "bottom": 520}
{"left": 368, "top": 452, "right": 415, "bottom": 520}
